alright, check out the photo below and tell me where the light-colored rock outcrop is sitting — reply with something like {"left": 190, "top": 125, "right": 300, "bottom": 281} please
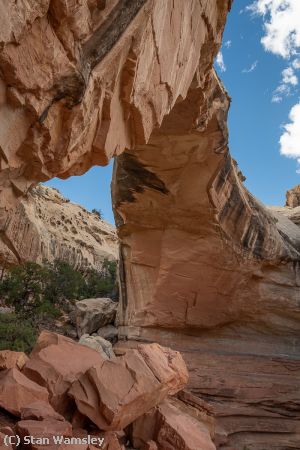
{"left": 286, "top": 184, "right": 300, "bottom": 208}
{"left": 76, "top": 298, "right": 117, "bottom": 337}
{"left": 0, "top": 350, "right": 28, "bottom": 371}
{"left": 79, "top": 334, "right": 115, "bottom": 359}
{"left": 0, "top": 185, "right": 117, "bottom": 270}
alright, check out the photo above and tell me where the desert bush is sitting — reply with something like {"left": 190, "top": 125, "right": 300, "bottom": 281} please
{"left": 44, "top": 260, "right": 87, "bottom": 305}
{"left": 0, "top": 313, "right": 37, "bottom": 353}
{"left": 91, "top": 208, "right": 103, "bottom": 219}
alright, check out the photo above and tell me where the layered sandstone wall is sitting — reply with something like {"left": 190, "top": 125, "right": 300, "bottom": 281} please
{"left": 0, "top": 185, "right": 117, "bottom": 270}
{"left": 1, "top": 1, "right": 300, "bottom": 449}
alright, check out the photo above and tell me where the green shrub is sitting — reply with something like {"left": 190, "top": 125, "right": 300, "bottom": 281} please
{"left": 85, "top": 260, "right": 118, "bottom": 298}
{"left": 0, "top": 262, "right": 49, "bottom": 313}
{"left": 0, "top": 313, "right": 37, "bottom": 353}
{"left": 45, "top": 260, "right": 87, "bottom": 304}
{"left": 91, "top": 208, "right": 103, "bottom": 219}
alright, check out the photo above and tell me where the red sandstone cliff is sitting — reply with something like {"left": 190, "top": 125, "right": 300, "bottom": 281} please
{"left": 0, "top": 1, "right": 299, "bottom": 449}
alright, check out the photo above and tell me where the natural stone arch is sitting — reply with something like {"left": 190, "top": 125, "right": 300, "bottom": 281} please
{"left": 1, "top": 1, "right": 300, "bottom": 447}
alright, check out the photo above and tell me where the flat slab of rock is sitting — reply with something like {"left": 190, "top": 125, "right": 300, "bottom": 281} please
{"left": 17, "top": 419, "right": 72, "bottom": 450}
{"left": 132, "top": 398, "right": 216, "bottom": 450}
{"left": 0, "top": 368, "right": 48, "bottom": 417}
{"left": 69, "top": 343, "right": 188, "bottom": 431}
{"left": 79, "top": 335, "right": 115, "bottom": 359}
{"left": 21, "top": 400, "right": 65, "bottom": 422}
{"left": 0, "top": 350, "right": 28, "bottom": 370}
{"left": 23, "top": 331, "right": 104, "bottom": 414}
{"left": 75, "top": 298, "right": 117, "bottom": 337}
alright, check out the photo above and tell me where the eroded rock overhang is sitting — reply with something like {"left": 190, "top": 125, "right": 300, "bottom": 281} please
{"left": 1, "top": 1, "right": 300, "bottom": 448}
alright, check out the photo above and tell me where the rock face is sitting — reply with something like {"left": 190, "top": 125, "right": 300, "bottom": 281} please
{"left": 0, "top": 368, "right": 49, "bottom": 416}
{"left": 286, "top": 184, "right": 300, "bottom": 208}
{"left": 0, "top": 350, "right": 28, "bottom": 371}
{"left": 75, "top": 298, "right": 118, "bottom": 337}
{"left": 22, "top": 331, "right": 106, "bottom": 414}
{"left": 131, "top": 398, "right": 216, "bottom": 450}
{"left": 78, "top": 334, "right": 115, "bottom": 359}
{"left": 0, "top": 185, "right": 117, "bottom": 270}
{"left": 0, "top": 331, "right": 193, "bottom": 450}
{"left": 69, "top": 343, "right": 188, "bottom": 431}
{"left": 1, "top": 0, "right": 300, "bottom": 448}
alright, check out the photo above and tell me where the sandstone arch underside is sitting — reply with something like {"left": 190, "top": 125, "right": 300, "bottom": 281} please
{"left": 0, "top": 1, "right": 299, "bottom": 448}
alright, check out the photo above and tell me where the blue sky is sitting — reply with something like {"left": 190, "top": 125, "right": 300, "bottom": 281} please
{"left": 217, "top": 0, "right": 300, "bottom": 207}
{"left": 46, "top": 0, "right": 300, "bottom": 224}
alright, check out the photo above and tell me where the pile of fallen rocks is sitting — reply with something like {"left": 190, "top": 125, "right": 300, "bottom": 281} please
{"left": 74, "top": 297, "right": 118, "bottom": 359}
{"left": 0, "top": 330, "right": 216, "bottom": 450}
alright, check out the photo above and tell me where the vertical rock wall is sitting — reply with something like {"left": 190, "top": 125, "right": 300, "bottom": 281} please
{"left": 1, "top": 1, "right": 300, "bottom": 448}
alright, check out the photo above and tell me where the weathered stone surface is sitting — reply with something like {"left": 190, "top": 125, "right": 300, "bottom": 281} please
{"left": 131, "top": 397, "right": 216, "bottom": 450}
{"left": 0, "top": 432, "right": 13, "bottom": 450}
{"left": 101, "top": 432, "right": 125, "bottom": 450}
{"left": 79, "top": 334, "right": 115, "bottom": 359}
{"left": 0, "top": 350, "right": 28, "bottom": 371}
{"left": 286, "top": 184, "right": 300, "bottom": 208}
{"left": 23, "top": 331, "right": 104, "bottom": 414}
{"left": 142, "top": 441, "right": 158, "bottom": 450}
{"left": 97, "top": 325, "right": 118, "bottom": 343}
{"left": 2, "top": 0, "right": 300, "bottom": 447}
{"left": 69, "top": 343, "right": 188, "bottom": 431}
{"left": 0, "top": 185, "right": 117, "bottom": 270}
{"left": 76, "top": 298, "right": 117, "bottom": 337}
{"left": 0, "top": 368, "right": 48, "bottom": 417}
{"left": 21, "top": 400, "right": 65, "bottom": 422}
{"left": 17, "top": 419, "right": 72, "bottom": 450}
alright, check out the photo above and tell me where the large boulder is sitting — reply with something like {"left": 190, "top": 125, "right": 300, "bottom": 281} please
{"left": 69, "top": 343, "right": 188, "bottom": 431}
{"left": 0, "top": 350, "right": 28, "bottom": 371}
{"left": 75, "top": 298, "right": 117, "bottom": 337}
{"left": 131, "top": 398, "right": 216, "bottom": 450}
{"left": 79, "top": 335, "right": 115, "bottom": 359}
{"left": 23, "top": 331, "right": 104, "bottom": 414}
{"left": 0, "top": 368, "right": 48, "bottom": 417}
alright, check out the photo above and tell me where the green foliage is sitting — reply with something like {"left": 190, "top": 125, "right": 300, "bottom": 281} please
{"left": 0, "top": 262, "right": 49, "bottom": 313}
{"left": 0, "top": 258, "right": 118, "bottom": 310}
{"left": 0, "top": 313, "right": 37, "bottom": 353}
{"left": 91, "top": 208, "right": 103, "bottom": 219}
{"left": 83, "top": 259, "right": 117, "bottom": 298}
{"left": 44, "top": 260, "right": 87, "bottom": 305}
{"left": 0, "top": 259, "right": 118, "bottom": 352}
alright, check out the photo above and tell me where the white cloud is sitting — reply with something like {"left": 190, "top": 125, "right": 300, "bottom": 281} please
{"left": 272, "top": 65, "right": 298, "bottom": 102}
{"left": 280, "top": 101, "right": 300, "bottom": 159}
{"left": 224, "top": 40, "right": 232, "bottom": 49}
{"left": 242, "top": 60, "right": 258, "bottom": 73}
{"left": 248, "top": 0, "right": 300, "bottom": 58}
{"left": 216, "top": 52, "right": 226, "bottom": 72}
{"left": 282, "top": 67, "right": 298, "bottom": 85}
{"left": 292, "top": 58, "right": 300, "bottom": 69}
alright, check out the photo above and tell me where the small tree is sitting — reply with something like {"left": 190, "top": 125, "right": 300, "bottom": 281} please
{"left": 91, "top": 208, "right": 103, "bottom": 219}
{"left": 45, "top": 260, "right": 87, "bottom": 304}
{"left": 0, "top": 262, "right": 49, "bottom": 313}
